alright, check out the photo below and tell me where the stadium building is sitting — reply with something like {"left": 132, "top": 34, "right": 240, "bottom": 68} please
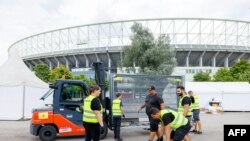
{"left": 9, "top": 18, "right": 250, "bottom": 81}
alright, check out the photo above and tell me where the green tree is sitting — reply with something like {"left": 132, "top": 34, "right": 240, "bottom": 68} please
{"left": 122, "top": 23, "right": 176, "bottom": 75}
{"left": 73, "top": 74, "right": 95, "bottom": 87}
{"left": 73, "top": 74, "right": 109, "bottom": 91}
{"left": 239, "top": 71, "right": 250, "bottom": 82}
{"left": 50, "top": 65, "right": 73, "bottom": 82}
{"left": 193, "top": 72, "right": 211, "bottom": 81}
{"left": 230, "top": 59, "right": 250, "bottom": 81}
{"left": 213, "top": 68, "right": 234, "bottom": 81}
{"left": 34, "top": 64, "right": 50, "bottom": 83}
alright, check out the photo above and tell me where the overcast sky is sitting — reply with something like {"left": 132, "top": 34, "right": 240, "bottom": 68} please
{"left": 0, "top": 0, "right": 249, "bottom": 65}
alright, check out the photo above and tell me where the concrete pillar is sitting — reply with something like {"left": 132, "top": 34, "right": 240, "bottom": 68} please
{"left": 224, "top": 52, "right": 233, "bottom": 67}
{"left": 26, "top": 62, "right": 33, "bottom": 70}
{"left": 31, "top": 60, "right": 37, "bottom": 68}
{"left": 84, "top": 54, "right": 89, "bottom": 68}
{"left": 237, "top": 53, "right": 245, "bottom": 62}
{"left": 199, "top": 52, "right": 205, "bottom": 67}
{"left": 107, "top": 52, "right": 111, "bottom": 74}
{"left": 186, "top": 51, "right": 191, "bottom": 67}
{"left": 224, "top": 58, "right": 229, "bottom": 67}
{"left": 54, "top": 57, "right": 60, "bottom": 67}
{"left": 73, "top": 55, "right": 79, "bottom": 68}
{"left": 95, "top": 53, "right": 100, "bottom": 62}
{"left": 45, "top": 58, "right": 53, "bottom": 70}
{"left": 212, "top": 57, "right": 216, "bottom": 67}
{"left": 63, "top": 56, "right": 69, "bottom": 68}
{"left": 212, "top": 52, "right": 219, "bottom": 67}
{"left": 49, "top": 62, "right": 52, "bottom": 70}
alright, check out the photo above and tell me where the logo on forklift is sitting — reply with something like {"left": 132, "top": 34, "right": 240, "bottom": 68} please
{"left": 59, "top": 127, "right": 72, "bottom": 133}
{"left": 38, "top": 112, "right": 48, "bottom": 119}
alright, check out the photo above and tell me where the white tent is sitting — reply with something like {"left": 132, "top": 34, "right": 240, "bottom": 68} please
{"left": 0, "top": 49, "right": 49, "bottom": 120}
{"left": 186, "top": 82, "right": 250, "bottom": 111}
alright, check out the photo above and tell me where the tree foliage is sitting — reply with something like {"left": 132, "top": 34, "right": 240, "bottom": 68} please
{"left": 213, "top": 59, "right": 250, "bottom": 82}
{"left": 193, "top": 72, "right": 211, "bottom": 81}
{"left": 73, "top": 74, "right": 96, "bottom": 87}
{"left": 34, "top": 64, "right": 50, "bottom": 83}
{"left": 229, "top": 59, "right": 250, "bottom": 81}
{"left": 213, "top": 68, "right": 235, "bottom": 81}
{"left": 122, "top": 23, "right": 176, "bottom": 75}
{"left": 50, "top": 65, "right": 73, "bottom": 82}
{"left": 73, "top": 74, "right": 109, "bottom": 91}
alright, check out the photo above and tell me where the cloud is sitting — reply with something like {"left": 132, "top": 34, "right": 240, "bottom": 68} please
{"left": 0, "top": 0, "right": 249, "bottom": 65}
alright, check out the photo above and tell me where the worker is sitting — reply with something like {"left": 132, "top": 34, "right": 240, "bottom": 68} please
{"left": 188, "top": 91, "right": 202, "bottom": 134}
{"left": 176, "top": 86, "right": 192, "bottom": 141}
{"left": 176, "top": 86, "right": 192, "bottom": 122}
{"left": 139, "top": 86, "right": 164, "bottom": 141}
{"left": 83, "top": 85, "right": 104, "bottom": 141}
{"left": 150, "top": 107, "right": 191, "bottom": 141}
{"left": 112, "top": 93, "right": 125, "bottom": 141}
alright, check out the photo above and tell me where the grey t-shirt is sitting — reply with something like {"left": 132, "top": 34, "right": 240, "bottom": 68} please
{"left": 145, "top": 94, "right": 164, "bottom": 115}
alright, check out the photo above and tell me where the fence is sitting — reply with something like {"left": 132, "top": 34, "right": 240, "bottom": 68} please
{"left": 109, "top": 74, "right": 184, "bottom": 120}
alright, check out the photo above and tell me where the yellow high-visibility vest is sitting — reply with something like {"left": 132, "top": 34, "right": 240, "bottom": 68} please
{"left": 160, "top": 109, "right": 188, "bottom": 130}
{"left": 112, "top": 99, "right": 122, "bottom": 116}
{"left": 178, "top": 95, "right": 192, "bottom": 116}
{"left": 191, "top": 95, "right": 200, "bottom": 111}
{"left": 83, "top": 95, "right": 102, "bottom": 123}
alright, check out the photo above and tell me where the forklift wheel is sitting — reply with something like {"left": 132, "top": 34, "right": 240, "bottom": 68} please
{"left": 39, "top": 125, "right": 57, "bottom": 141}
{"left": 100, "top": 122, "right": 108, "bottom": 140}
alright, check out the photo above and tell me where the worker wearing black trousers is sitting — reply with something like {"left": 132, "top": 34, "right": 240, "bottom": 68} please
{"left": 139, "top": 86, "right": 164, "bottom": 141}
{"left": 112, "top": 93, "right": 125, "bottom": 141}
{"left": 83, "top": 85, "right": 104, "bottom": 141}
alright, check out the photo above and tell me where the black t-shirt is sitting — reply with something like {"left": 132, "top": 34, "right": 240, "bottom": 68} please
{"left": 145, "top": 94, "right": 164, "bottom": 114}
{"left": 91, "top": 98, "right": 101, "bottom": 111}
{"left": 181, "top": 96, "right": 191, "bottom": 106}
{"left": 162, "top": 113, "right": 175, "bottom": 126}
{"left": 190, "top": 96, "right": 195, "bottom": 103}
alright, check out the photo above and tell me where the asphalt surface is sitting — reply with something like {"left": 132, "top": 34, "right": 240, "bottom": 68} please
{"left": 0, "top": 112, "right": 250, "bottom": 141}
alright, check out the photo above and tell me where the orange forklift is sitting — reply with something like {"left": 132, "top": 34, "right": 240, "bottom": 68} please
{"left": 30, "top": 62, "right": 111, "bottom": 141}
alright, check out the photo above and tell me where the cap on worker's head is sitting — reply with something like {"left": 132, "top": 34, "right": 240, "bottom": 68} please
{"left": 148, "top": 85, "right": 156, "bottom": 91}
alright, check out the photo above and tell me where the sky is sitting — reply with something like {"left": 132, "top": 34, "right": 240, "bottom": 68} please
{"left": 0, "top": 0, "right": 250, "bottom": 65}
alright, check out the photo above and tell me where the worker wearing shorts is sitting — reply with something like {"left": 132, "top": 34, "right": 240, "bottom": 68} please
{"left": 188, "top": 90, "right": 202, "bottom": 134}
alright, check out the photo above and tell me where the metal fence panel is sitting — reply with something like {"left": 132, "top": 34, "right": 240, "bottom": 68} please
{"left": 109, "top": 74, "right": 184, "bottom": 120}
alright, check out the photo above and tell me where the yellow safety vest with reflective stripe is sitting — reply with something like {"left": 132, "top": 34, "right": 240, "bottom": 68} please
{"left": 191, "top": 95, "right": 200, "bottom": 111}
{"left": 83, "top": 95, "right": 102, "bottom": 123}
{"left": 112, "top": 99, "right": 122, "bottom": 116}
{"left": 160, "top": 109, "right": 188, "bottom": 130}
{"left": 178, "top": 95, "right": 192, "bottom": 116}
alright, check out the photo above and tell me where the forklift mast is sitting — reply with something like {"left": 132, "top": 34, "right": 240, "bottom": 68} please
{"left": 92, "top": 62, "right": 110, "bottom": 125}
{"left": 92, "top": 62, "right": 105, "bottom": 102}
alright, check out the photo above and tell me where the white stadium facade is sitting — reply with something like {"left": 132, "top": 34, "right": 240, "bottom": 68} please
{"left": 9, "top": 18, "right": 250, "bottom": 81}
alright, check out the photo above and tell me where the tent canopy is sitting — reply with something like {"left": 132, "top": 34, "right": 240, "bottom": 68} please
{"left": 0, "top": 49, "right": 49, "bottom": 120}
{"left": 0, "top": 49, "right": 47, "bottom": 88}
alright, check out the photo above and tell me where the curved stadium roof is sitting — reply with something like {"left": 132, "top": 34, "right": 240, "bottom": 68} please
{"left": 9, "top": 18, "right": 250, "bottom": 70}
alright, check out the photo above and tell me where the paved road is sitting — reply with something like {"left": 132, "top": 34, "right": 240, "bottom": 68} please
{"left": 0, "top": 112, "right": 250, "bottom": 141}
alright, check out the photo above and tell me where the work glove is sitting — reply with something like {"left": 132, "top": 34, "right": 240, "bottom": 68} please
{"left": 100, "top": 126, "right": 105, "bottom": 134}
{"left": 138, "top": 108, "right": 142, "bottom": 113}
{"left": 122, "top": 115, "right": 125, "bottom": 118}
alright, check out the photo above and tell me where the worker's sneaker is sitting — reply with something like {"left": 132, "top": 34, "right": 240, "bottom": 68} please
{"left": 190, "top": 129, "right": 197, "bottom": 133}
{"left": 196, "top": 131, "right": 203, "bottom": 134}
{"left": 157, "top": 136, "right": 163, "bottom": 141}
{"left": 116, "top": 138, "right": 123, "bottom": 141}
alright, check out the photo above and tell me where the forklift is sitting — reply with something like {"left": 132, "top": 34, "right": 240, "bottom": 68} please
{"left": 30, "top": 62, "right": 111, "bottom": 141}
